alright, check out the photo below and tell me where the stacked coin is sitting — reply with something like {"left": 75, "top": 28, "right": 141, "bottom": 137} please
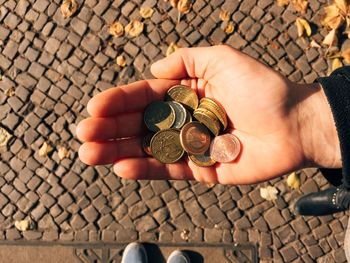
{"left": 143, "top": 85, "right": 241, "bottom": 166}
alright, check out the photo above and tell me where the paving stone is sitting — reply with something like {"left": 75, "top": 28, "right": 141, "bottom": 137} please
{"left": 205, "top": 205, "right": 226, "bottom": 224}
{"left": 44, "top": 37, "right": 60, "bottom": 55}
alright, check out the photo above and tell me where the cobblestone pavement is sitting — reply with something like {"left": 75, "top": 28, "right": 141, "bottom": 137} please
{"left": 0, "top": 0, "right": 349, "bottom": 262}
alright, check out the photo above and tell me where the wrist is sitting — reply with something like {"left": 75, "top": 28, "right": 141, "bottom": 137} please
{"left": 296, "top": 82, "right": 341, "bottom": 169}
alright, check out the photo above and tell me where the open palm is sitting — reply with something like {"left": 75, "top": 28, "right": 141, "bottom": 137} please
{"left": 77, "top": 45, "right": 309, "bottom": 185}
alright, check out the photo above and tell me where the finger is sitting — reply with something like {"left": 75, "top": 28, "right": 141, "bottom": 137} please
{"left": 76, "top": 112, "right": 144, "bottom": 142}
{"left": 113, "top": 158, "right": 196, "bottom": 180}
{"left": 79, "top": 138, "right": 145, "bottom": 165}
{"left": 151, "top": 45, "right": 237, "bottom": 80}
{"left": 87, "top": 79, "right": 179, "bottom": 117}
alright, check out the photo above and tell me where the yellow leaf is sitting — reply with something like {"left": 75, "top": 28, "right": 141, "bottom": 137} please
{"left": 125, "top": 20, "right": 144, "bottom": 37}
{"left": 323, "top": 28, "right": 338, "bottom": 47}
{"left": 116, "top": 55, "right": 126, "bottom": 67}
{"left": 219, "top": 10, "right": 230, "bottom": 21}
{"left": 38, "top": 142, "right": 53, "bottom": 157}
{"left": 4, "top": 87, "right": 15, "bottom": 97}
{"left": 170, "top": 0, "right": 178, "bottom": 8}
{"left": 140, "top": 7, "right": 154, "bottom": 18}
{"left": 286, "top": 172, "right": 301, "bottom": 189}
{"left": 177, "top": 0, "right": 191, "bottom": 14}
{"left": 310, "top": 40, "right": 321, "bottom": 48}
{"left": 296, "top": 18, "right": 312, "bottom": 37}
{"left": 180, "top": 229, "right": 190, "bottom": 241}
{"left": 332, "top": 58, "right": 343, "bottom": 71}
{"left": 0, "top": 127, "right": 11, "bottom": 147}
{"left": 335, "top": 0, "right": 348, "bottom": 14}
{"left": 58, "top": 146, "right": 69, "bottom": 160}
{"left": 60, "top": 0, "right": 78, "bottom": 19}
{"left": 260, "top": 186, "right": 278, "bottom": 201}
{"left": 342, "top": 48, "right": 350, "bottom": 64}
{"left": 109, "top": 22, "right": 124, "bottom": 37}
{"left": 322, "top": 4, "right": 344, "bottom": 29}
{"left": 166, "top": 42, "right": 179, "bottom": 57}
{"left": 277, "top": 0, "right": 290, "bottom": 6}
{"left": 291, "top": 0, "right": 308, "bottom": 14}
{"left": 14, "top": 220, "right": 31, "bottom": 232}
{"left": 224, "top": 21, "right": 235, "bottom": 34}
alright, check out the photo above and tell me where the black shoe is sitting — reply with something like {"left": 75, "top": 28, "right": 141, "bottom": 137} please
{"left": 295, "top": 187, "right": 350, "bottom": 216}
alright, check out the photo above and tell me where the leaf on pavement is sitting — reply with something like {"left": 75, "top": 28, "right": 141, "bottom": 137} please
{"left": 342, "top": 48, "right": 350, "bottom": 63}
{"left": 58, "top": 146, "right": 70, "bottom": 160}
{"left": 224, "top": 21, "right": 235, "bottom": 34}
{"left": 38, "top": 142, "right": 53, "bottom": 157}
{"left": 5, "top": 87, "right": 15, "bottom": 97}
{"left": 109, "top": 22, "right": 124, "bottom": 37}
{"left": 166, "top": 42, "right": 179, "bottom": 57}
{"left": 310, "top": 40, "right": 321, "bottom": 48}
{"left": 332, "top": 58, "right": 343, "bottom": 71}
{"left": 125, "top": 20, "right": 144, "bottom": 37}
{"left": 219, "top": 10, "right": 230, "bottom": 21}
{"left": 291, "top": 0, "right": 308, "bottom": 14}
{"left": 61, "top": 0, "right": 78, "bottom": 19}
{"left": 180, "top": 229, "right": 190, "bottom": 241}
{"left": 177, "top": 0, "right": 191, "bottom": 14}
{"left": 296, "top": 18, "right": 312, "bottom": 37}
{"left": 140, "top": 7, "right": 154, "bottom": 18}
{"left": 116, "top": 55, "right": 126, "bottom": 67}
{"left": 277, "top": 0, "right": 290, "bottom": 7}
{"left": 322, "top": 4, "right": 344, "bottom": 29}
{"left": 286, "top": 172, "right": 301, "bottom": 189}
{"left": 335, "top": 0, "right": 348, "bottom": 14}
{"left": 170, "top": 0, "right": 178, "bottom": 8}
{"left": 260, "top": 186, "right": 278, "bottom": 201}
{"left": 323, "top": 28, "right": 338, "bottom": 47}
{"left": 0, "top": 127, "right": 11, "bottom": 147}
{"left": 15, "top": 220, "right": 31, "bottom": 232}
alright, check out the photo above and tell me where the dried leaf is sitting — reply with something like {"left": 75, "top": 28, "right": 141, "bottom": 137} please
{"left": 291, "top": 0, "right": 308, "bottom": 14}
{"left": 310, "top": 40, "right": 321, "bottom": 48}
{"left": 332, "top": 58, "right": 343, "bottom": 70}
{"left": 224, "top": 21, "right": 235, "bottom": 34}
{"left": 177, "top": 0, "right": 191, "bottom": 14}
{"left": 116, "top": 55, "right": 126, "bottom": 67}
{"left": 260, "top": 186, "right": 278, "bottom": 201}
{"left": 38, "top": 142, "right": 53, "bottom": 157}
{"left": 5, "top": 87, "right": 15, "bottom": 97}
{"left": 296, "top": 18, "right": 312, "bottom": 37}
{"left": 58, "top": 146, "right": 70, "bottom": 160}
{"left": 170, "top": 0, "right": 178, "bottom": 8}
{"left": 219, "top": 10, "right": 230, "bottom": 21}
{"left": 15, "top": 220, "right": 30, "bottom": 232}
{"left": 286, "top": 172, "right": 301, "bottom": 189}
{"left": 180, "top": 229, "right": 190, "bottom": 241}
{"left": 0, "top": 127, "right": 11, "bottom": 147}
{"left": 60, "top": 0, "right": 78, "bottom": 19}
{"left": 322, "top": 4, "right": 344, "bottom": 29}
{"left": 166, "top": 42, "right": 179, "bottom": 56}
{"left": 342, "top": 48, "right": 350, "bottom": 64}
{"left": 323, "top": 28, "right": 338, "bottom": 47}
{"left": 277, "top": 0, "right": 290, "bottom": 6}
{"left": 109, "top": 22, "right": 124, "bottom": 37}
{"left": 125, "top": 20, "right": 144, "bottom": 37}
{"left": 205, "top": 182, "right": 215, "bottom": 188}
{"left": 140, "top": 7, "right": 154, "bottom": 18}
{"left": 335, "top": 0, "right": 348, "bottom": 14}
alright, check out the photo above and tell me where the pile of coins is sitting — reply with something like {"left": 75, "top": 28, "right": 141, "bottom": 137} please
{"left": 142, "top": 85, "right": 241, "bottom": 166}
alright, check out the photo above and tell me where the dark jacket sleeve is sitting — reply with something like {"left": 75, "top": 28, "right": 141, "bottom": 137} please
{"left": 316, "top": 66, "right": 350, "bottom": 188}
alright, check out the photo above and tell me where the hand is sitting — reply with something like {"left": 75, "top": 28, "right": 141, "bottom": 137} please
{"left": 77, "top": 45, "right": 341, "bottom": 185}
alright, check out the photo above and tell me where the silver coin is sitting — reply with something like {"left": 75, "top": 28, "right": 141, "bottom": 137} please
{"left": 167, "top": 101, "right": 187, "bottom": 129}
{"left": 184, "top": 109, "right": 192, "bottom": 124}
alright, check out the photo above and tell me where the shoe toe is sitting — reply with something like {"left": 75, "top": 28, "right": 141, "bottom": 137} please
{"left": 167, "top": 250, "right": 191, "bottom": 263}
{"left": 121, "top": 243, "right": 148, "bottom": 263}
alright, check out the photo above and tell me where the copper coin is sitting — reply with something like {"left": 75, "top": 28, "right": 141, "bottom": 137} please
{"left": 209, "top": 134, "right": 241, "bottom": 163}
{"left": 189, "top": 149, "right": 216, "bottom": 167}
{"left": 180, "top": 121, "right": 211, "bottom": 155}
{"left": 142, "top": 133, "right": 154, "bottom": 156}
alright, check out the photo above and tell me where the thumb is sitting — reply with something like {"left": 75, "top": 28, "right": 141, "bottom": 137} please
{"left": 151, "top": 45, "right": 234, "bottom": 80}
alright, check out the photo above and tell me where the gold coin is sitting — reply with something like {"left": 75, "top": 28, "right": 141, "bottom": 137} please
{"left": 150, "top": 129, "right": 184, "bottom": 163}
{"left": 199, "top": 98, "right": 228, "bottom": 130}
{"left": 189, "top": 150, "right": 216, "bottom": 167}
{"left": 193, "top": 108, "right": 221, "bottom": 136}
{"left": 144, "top": 101, "right": 175, "bottom": 132}
{"left": 166, "top": 85, "right": 199, "bottom": 111}
{"left": 142, "top": 133, "right": 154, "bottom": 156}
